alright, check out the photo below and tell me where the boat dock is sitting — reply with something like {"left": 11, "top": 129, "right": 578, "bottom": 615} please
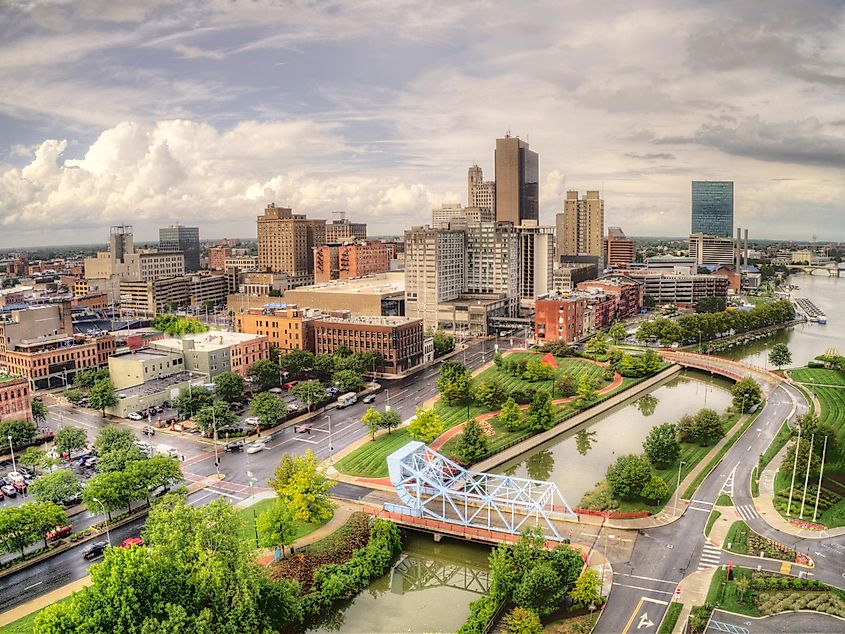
{"left": 793, "top": 297, "right": 827, "bottom": 324}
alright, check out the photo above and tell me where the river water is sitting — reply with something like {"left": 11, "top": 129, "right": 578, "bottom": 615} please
{"left": 720, "top": 273, "right": 845, "bottom": 367}
{"left": 308, "top": 532, "right": 491, "bottom": 633}
{"left": 491, "top": 371, "right": 734, "bottom": 506}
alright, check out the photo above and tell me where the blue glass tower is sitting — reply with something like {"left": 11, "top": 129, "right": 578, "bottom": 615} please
{"left": 691, "top": 181, "right": 733, "bottom": 237}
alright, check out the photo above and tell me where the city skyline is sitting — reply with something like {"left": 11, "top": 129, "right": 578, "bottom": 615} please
{"left": 2, "top": 1, "right": 845, "bottom": 248}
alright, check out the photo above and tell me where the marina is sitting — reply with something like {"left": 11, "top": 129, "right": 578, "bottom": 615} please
{"left": 793, "top": 297, "right": 827, "bottom": 324}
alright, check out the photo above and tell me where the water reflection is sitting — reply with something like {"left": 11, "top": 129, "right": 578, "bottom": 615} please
{"left": 526, "top": 449, "right": 555, "bottom": 481}
{"left": 575, "top": 429, "right": 597, "bottom": 456}
{"left": 390, "top": 553, "right": 490, "bottom": 595}
{"left": 635, "top": 394, "right": 658, "bottom": 417}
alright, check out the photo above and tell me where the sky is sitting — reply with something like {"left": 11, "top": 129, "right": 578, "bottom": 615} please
{"left": 1, "top": 0, "right": 845, "bottom": 248}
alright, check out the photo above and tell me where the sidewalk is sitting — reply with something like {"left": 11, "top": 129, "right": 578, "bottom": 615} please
{"left": 670, "top": 568, "right": 716, "bottom": 634}
{"left": 0, "top": 576, "right": 91, "bottom": 627}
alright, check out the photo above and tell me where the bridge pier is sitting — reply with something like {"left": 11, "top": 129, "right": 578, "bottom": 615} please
{"left": 433, "top": 532, "right": 443, "bottom": 543}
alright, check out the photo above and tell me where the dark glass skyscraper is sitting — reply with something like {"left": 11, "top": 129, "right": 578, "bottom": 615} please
{"left": 159, "top": 225, "right": 200, "bottom": 272}
{"left": 691, "top": 181, "right": 733, "bottom": 237}
{"left": 495, "top": 135, "right": 539, "bottom": 224}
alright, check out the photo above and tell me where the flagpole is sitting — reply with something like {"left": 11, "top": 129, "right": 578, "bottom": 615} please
{"left": 799, "top": 434, "right": 814, "bottom": 519}
{"left": 812, "top": 436, "right": 828, "bottom": 524}
{"left": 786, "top": 423, "right": 801, "bottom": 516}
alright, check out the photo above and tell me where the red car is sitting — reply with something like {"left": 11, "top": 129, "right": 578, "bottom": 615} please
{"left": 46, "top": 524, "right": 73, "bottom": 540}
{"left": 121, "top": 537, "right": 144, "bottom": 548}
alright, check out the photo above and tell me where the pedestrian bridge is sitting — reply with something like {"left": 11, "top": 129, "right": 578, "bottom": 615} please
{"left": 385, "top": 441, "right": 577, "bottom": 542}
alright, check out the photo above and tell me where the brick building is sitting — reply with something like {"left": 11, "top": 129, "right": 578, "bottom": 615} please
{"left": 312, "top": 316, "right": 424, "bottom": 375}
{"left": 534, "top": 296, "right": 587, "bottom": 344}
{"left": 235, "top": 306, "right": 317, "bottom": 353}
{"left": 0, "top": 375, "right": 32, "bottom": 422}
{"left": 576, "top": 275, "right": 643, "bottom": 321}
{"left": 313, "top": 241, "right": 391, "bottom": 283}
{"left": 209, "top": 247, "right": 233, "bottom": 271}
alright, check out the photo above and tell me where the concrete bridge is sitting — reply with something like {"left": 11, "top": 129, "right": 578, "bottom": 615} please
{"left": 789, "top": 263, "right": 842, "bottom": 277}
{"left": 660, "top": 349, "right": 782, "bottom": 393}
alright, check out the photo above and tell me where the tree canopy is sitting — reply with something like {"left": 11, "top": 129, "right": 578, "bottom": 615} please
{"left": 212, "top": 371, "right": 245, "bottom": 402}
{"left": 268, "top": 450, "right": 335, "bottom": 523}
{"left": 407, "top": 407, "right": 445, "bottom": 443}
{"left": 54, "top": 425, "right": 88, "bottom": 454}
{"left": 88, "top": 378, "right": 118, "bottom": 416}
{"left": 150, "top": 314, "right": 210, "bottom": 336}
{"left": 731, "top": 377, "right": 763, "bottom": 412}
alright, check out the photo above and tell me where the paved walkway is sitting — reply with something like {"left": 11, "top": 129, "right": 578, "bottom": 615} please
{"left": 670, "top": 568, "right": 716, "bottom": 634}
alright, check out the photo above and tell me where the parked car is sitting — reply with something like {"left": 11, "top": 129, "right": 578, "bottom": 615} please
{"left": 1, "top": 485, "right": 16, "bottom": 498}
{"left": 141, "top": 426, "right": 156, "bottom": 436}
{"left": 224, "top": 440, "right": 245, "bottom": 453}
{"left": 244, "top": 416, "right": 260, "bottom": 427}
{"left": 327, "top": 386, "right": 339, "bottom": 396}
{"left": 127, "top": 412, "right": 143, "bottom": 421}
{"left": 83, "top": 457, "right": 97, "bottom": 468}
{"left": 120, "top": 537, "right": 143, "bottom": 548}
{"left": 82, "top": 541, "right": 108, "bottom": 559}
{"left": 246, "top": 441, "right": 267, "bottom": 454}
{"left": 362, "top": 394, "right": 376, "bottom": 404}
{"left": 46, "top": 524, "right": 73, "bottom": 541}
{"left": 61, "top": 494, "right": 83, "bottom": 507}
{"left": 156, "top": 445, "right": 179, "bottom": 459}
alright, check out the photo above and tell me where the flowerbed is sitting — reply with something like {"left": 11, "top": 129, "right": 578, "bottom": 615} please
{"left": 574, "top": 508, "right": 650, "bottom": 520}
{"left": 746, "top": 532, "right": 797, "bottom": 562}
{"left": 788, "top": 518, "right": 826, "bottom": 531}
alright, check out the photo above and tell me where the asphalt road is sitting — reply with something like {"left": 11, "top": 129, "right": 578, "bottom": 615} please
{"left": 708, "top": 608, "right": 845, "bottom": 633}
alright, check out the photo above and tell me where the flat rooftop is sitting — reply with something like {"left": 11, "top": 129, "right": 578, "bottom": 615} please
{"left": 116, "top": 371, "right": 201, "bottom": 399}
{"left": 0, "top": 374, "right": 25, "bottom": 384}
{"left": 313, "top": 315, "right": 420, "bottom": 327}
{"left": 112, "top": 349, "right": 176, "bottom": 361}
{"left": 153, "top": 330, "right": 264, "bottom": 352}
{"left": 284, "top": 272, "right": 405, "bottom": 296}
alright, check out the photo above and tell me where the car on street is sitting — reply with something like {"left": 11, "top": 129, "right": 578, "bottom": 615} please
{"left": 156, "top": 444, "right": 179, "bottom": 459}
{"left": 82, "top": 541, "right": 109, "bottom": 559}
{"left": 295, "top": 424, "right": 312, "bottom": 434}
{"left": 224, "top": 440, "right": 245, "bottom": 453}
{"left": 127, "top": 412, "right": 143, "bottom": 421}
{"left": 120, "top": 537, "right": 143, "bottom": 548}
{"left": 1, "top": 484, "right": 16, "bottom": 498}
{"left": 142, "top": 425, "right": 156, "bottom": 436}
{"left": 362, "top": 394, "right": 376, "bottom": 404}
{"left": 46, "top": 524, "right": 73, "bottom": 540}
{"left": 246, "top": 441, "right": 267, "bottom": 454}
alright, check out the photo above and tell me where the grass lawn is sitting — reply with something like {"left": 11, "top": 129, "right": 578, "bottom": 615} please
{"left": 723, "top": 520, "right": 749, "bottom": 554}
{"left": 334, "top": 429, "right": 414, "bottom": 478}
{"left": 545, "top": 611, "right": 601, "bottom": 634}
{"left": 716, "top": 494, "right": 732, "bottom": 506}
{"left": 706, "top": 567, "right": 760, "bottom": 617}
{"left": 705, "top": 510, "right": 721, "bottom": 537}
{"left": 478, "top": 353, "right": 614, "bottom": 394}
{"left": 236, "top": 498, "right": 329, "bottom": 545}
{"left": 2, "top": 596, "right": 73, "bottom": 634}
{"left": 789, "top": 368, "right": 845, "bottom": 387}
{"left": 657, "top": 602, "right": 683, "bottom": 634}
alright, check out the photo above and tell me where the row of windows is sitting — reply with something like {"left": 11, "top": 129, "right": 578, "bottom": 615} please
{"left": 0, "top": 387, "right": 27, "bottom": 401}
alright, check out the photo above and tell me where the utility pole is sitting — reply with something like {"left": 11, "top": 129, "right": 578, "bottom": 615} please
{"left": 813, "top": 435, "right": 828, "bottom": 523}
{"left": 327, "top": 414, "right": 333, "bottom": 462}
{"left": 786, "top": 423, "right": 802, "bottom": 516}
{"left": 673, "top": 460, "right": 685, "bottom": 516}
{"left": 211, "top": 402, "right": 220, "bottom": 480}
{"left": 800, "top": 434, "right": 815, "bottom": 519}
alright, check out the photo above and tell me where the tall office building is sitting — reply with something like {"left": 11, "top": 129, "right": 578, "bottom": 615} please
{"left": 159, "top": 225, "right": 200, "bottom": 272}
{"left": 689, "top": 233, "right": 736, "bottom": 266}
{"left": 691, "top": 181, "right": 733, "bottom": 237}
{"left": 494, "top": 135, "right": 539, "bottom": 224}
{"left": 404, "top": 226, "right": 466, "bottom": 327}
{"left": 432, "top": 203, "right": 494, "bottom": 227}
{"left": 467, "top": 165, "right": 496, "bottom": 212}
{"left": 517, "top": 223, "right": 554, "bottom": 306}
{"left": 557, "top": 190, "right": 605, "bottom": 267}
{"left": 606, "top": 226, "right": 635, "bottom": 266}
{"left": 256, "top": 204, "right": 326, "bottom": 284}
{"left": 463, "top": 221, "right": 519, "bottom": 297}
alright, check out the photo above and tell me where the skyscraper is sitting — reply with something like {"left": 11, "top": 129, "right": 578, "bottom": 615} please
{"left": 691, "top": 181, "right": 733, "bottom": 237}
{"left": 494, "top": 135, "right": 538, "bottom": 224}
{"left": 605, "top": 226, "right": 635, "bottom": 266}
{"left": 557, "top": 190, "right": 605, "bottom": 267}
{"left": 467, "top": 165, "right": 495, "bottom": 212}
{"left": 256, "top": 204, "right": 326, "bottom": 283}
{"left": 159, "top": 225, "right": 200, "bottom": 272}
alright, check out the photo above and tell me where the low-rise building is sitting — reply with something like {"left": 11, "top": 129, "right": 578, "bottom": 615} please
{"left": 209, "top": 247, "right": 233, "bottom": 271}
{"left": 576, "top": 275, "right": 643, "bottom": 321}
{"left": 2, "top": 333, "right": 115, "bottom": 390}
{"left": 283, "top": 272, "right": 405, "bottom": 317}
{"left": 120, "top": 277, "right": 190, "bottom": 317}
{"left": 618, "top": 271, "right": 729, "bottom": 306}
{"left": 534, "top": 295, "right": 587, "bottom": 344}
{"left": 235, "top": 305, "right": 317, "bottom": 354}
{"left": 312, "top": 315, "right": 424, "bottom": 374}
{"left": 313, "top": 241, "right": 392, "bottom": 283}
{"left": 150, "top": 331, "right": 268, "bottom": 380}
{"left": 552, "top": 262, "right": 597, "bottom": 293}
{"left": 189, "top": 273, "right": 228, "bottom": 308}
{"left": 0, "top": 375, "right": 32, "bottom": 422}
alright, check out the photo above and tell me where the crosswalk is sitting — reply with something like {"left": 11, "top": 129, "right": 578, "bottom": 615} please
{"left": 698, "top": 543, "right": 723, "bottom": 570}
{"left": 735, "top": 504, "right": 759, "bottom": 521}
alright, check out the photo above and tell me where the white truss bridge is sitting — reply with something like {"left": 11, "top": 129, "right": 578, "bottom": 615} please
{"left": 386, "top": 441, "right": 577, "bottom": 541}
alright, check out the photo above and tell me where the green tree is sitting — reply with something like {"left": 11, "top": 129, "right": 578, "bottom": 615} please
{"left": 256, "top": 500, "right": 297, "bottom": 551}
{"left": 693, "top": 408, "right": 724, "bottom": 446}
{"left": 457, "top": 419, "right": 488, "bottom": 463}
{"left": 30, "top": 469, "right": 81, "bottom": 505}
{"left": 554, "top": 373, "right": 577, "bottom": 397}
{"left": 268, "top": 450, "right": 335, "bottom": 523}
{"left": 247, "top": 359, "right": 281, "bottom": 391}
{"left": 291, "top": 380, "right": 329, "bottom": 411}
{"left": 126, "top": 456, "right": 182, "bottom": 504}
{"left": 795, "top": 413, "right": 836, "bottom": 455}
{"left": 173, "top": 386, "right": 213, "bottom": 419}
{"left": 27, "top": 501, "right": 69, "bottom": 549}
{"left": 34, "top": 497, "right": 302, "bottom": 634}
{"left": 88, "top": 378, "right": 118, "bottom": 417}
{"left": 695, "top": 296, "right": 726, "bottom": 313}
{"left": 278, "top": 349, "right": 316, "bottom": 378}
{"left": 768, "top": 343, "right": 792, "bottom": 370}
{"left": 332, "top": 369, "right": 363, "bottom": 393}
{"left": 378, "top": 408, "right": 402, "bottom": 434}
{"left": 493, "top": 352, "right": 504, "bottom": 368}
{"left": 408, "top": 407, "right": 445, "bottom": 443}
{"left": 640, "top": 349, "right": 663, "bottom": 375}
{"left": 584, "top": 332, "right": 608, "bottom": 355}
{"left": 731, "top": 377, "right": 763, "bottom": 413}
{"left": 436, "top": 362, "right": 471, "bottom": 403}
{"left": 526, "top": 389, "right": 555, "bottom": 432}
{"left": 605, "top": 454, "right": 652, "bottom": 500}
{"left": 642, "top": 422, "right": 680, "bottom": 469}
{"left": 83, "top": 471, "right": 131, "bottom": 520}
{"left": 472, "top": 379, "right": 506, "bottom": 410}
{"left": 640, "top": 474, "right": 671, "bottom": 504}
{"left": 0, "top": 506, "right": 35, "bottom": 557}
{"left": 781, "top": 437, "right": 822, "bottom": 479}
{"left": 362, "top": 406, "right": 382, "bottom": 441}
{"left": 194, "top": 401, "right": 237, "bottom": 435}
{"left": 735, "top": 576, "right": 751, "bottom": 604}
{"left": 523, "top": 357, "right": 554, "bottom": 381}
{"left": 73, "top": 368, "right": 109, "bottom": 389}
{"left": 575, "top": 375, "right": 598, "bottom": 407}
{"left": 54, "top": 425, "right": 88, "bottom": 455}
{"left": 249, "top": 392, "right": 287, "bottom": 430}
{"left": 429, "top": 327, "right": 456, "bottom": 357}
{"left": 19, "top": 446, "right": 58, "bottom": 475}
{"left": 608, "top": 323, "right": 627, "bottom": 345}
{"left": 503, "top": 607, "right": 543, "bottom": 634}
{"left": 0, "top": 418, "right": 36, "bottom": 449}
{"left": 569, "top": 567, "right": 602, "bottom": 608}
{"left": 498, "top": 397, "right": 524, "bottom": 432}
{"left": 213, "top": 371, "right": 245, "bottom": 402}
{"left": 94, "top": 427, "right": 135, "bottom": 455}
{"left": 31, "top": 399, "right": 48, "bottom": 425}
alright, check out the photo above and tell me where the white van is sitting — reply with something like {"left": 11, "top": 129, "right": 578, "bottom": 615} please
{"left": 156, "top": 444, "right": 180, "bottom": 459}
{"left": 336, "top": 392, "right": 357, "bottom": 409}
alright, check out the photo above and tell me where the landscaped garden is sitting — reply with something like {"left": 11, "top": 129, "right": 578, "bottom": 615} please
{"left": 722, "top": 520, "right": 810, "bottom": 565}
{"left": 686, "top": 567, "right": 845, "bottom": 632}
{"left": 335, "top": 347, "right": 666, "bottom": 479}
{"left": 236, "top": 497, "right": 329, "bottom": 546}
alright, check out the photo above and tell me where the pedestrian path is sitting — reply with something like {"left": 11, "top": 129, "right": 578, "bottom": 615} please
{"left": 698, "top": 542, "right": 723, "bottom": 571}
{"left": 735, "top": 503, "right": 759, "bottom": 522}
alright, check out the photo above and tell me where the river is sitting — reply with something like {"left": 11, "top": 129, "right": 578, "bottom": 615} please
{"left": 720, "top": 273, "right": 845, "bottom": 367}
{"left": 308, "top": 532, "right": 491, "bottom": 633}
{"left": 491, "top": 371, "right": 734, "bottom": 506}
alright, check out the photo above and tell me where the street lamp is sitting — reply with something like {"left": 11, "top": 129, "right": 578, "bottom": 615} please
{"left": 673, "top": 460, "right": 686, "bottom": 516}
{"left": 92, "top": 497, "right": 112, "bottom": 547}
{"left": 327, "top": 414, "right": 334, "bottom": 462}
{"left": 7, "top": 436, "right": 17, "bottom": 474}
{"left": 211, "top": 402, "right": 220, "bottom": 479}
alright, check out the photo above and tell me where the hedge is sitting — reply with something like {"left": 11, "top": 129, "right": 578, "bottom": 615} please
{"left": 457, "top": 593, "right": 506, "bottom": 634}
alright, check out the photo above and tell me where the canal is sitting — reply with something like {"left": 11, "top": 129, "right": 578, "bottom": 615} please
{"left": 491, "top": 370, "right": 734, "bottom": 507}
{"left": 308, "top": 532, "right": 491, "bottom": 633}
{"left": 720, "top": 273, "right": 844, "bottom": 367}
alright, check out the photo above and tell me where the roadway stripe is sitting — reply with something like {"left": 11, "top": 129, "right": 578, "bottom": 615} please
{"left": 621, "top": 597, "right": 645, "bottom": 634}
{"left": 613, "top": 583, "right": 674, "bottom": 596}
{"left": 614, "top": 573, "right": 677, "bottom": 585}
{"left": 690, "top": 500, "right": 714, "bottom": 506}
{"left": 687, "top": 507, "right": 710, "bottom": 512}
